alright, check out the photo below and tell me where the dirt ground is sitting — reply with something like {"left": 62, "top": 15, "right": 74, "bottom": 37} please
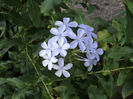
{"left": 72, "top": 0, "right": 125, "bottom": 21}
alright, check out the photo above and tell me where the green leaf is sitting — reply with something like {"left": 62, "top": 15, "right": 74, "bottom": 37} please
{"left": 97, "top": 29, "right": 110, "bottom": 41}
{"left": 54, "top": 85, "right": 79, "bottom": 99}
{"left": 40, "top": 0, "right": 61, "bottom": 15}
{"left": 88, "top": 85, "right": 107, "bottom": 99}
{"left": 7, "top": 78, "right": 25, "bottom": 89}
{"left": 122, "top": 81, "right": 133, "bottom": 99}
{"left": 117, "top": 71, "right": 129, "bottom": 86}
{"left": 12, "top": 88, "right": 29, "bottom": 99}
{"left": 97, "top": 75, "right": 116, "bottom": 98}
{"left": 108, "top": 46, "right": 133, "bottom": 60}
{"left": 125, "top": 3, "right": 133, "bottom": 43}
{"left": 27, "top": 0, "right": 41, "bottom": 27}
{"left": 124, "top": 0, "right": 133, "bottom": 15}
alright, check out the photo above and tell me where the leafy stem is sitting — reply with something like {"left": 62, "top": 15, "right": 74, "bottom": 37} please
{"left": 25, "top": 46, "right": 53, "bottom": 99}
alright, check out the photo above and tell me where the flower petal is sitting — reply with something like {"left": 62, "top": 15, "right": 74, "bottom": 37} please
{"left": 97, "top": 48, "right": 103, "bottom": 55}
{"left": 58, "top": 25, "right": 66, "bottom": 33}
{"left": 50, "top": 28, "right": 59, "bottom": 35}
{"left": 63, "top": 70, "right": 70, "bottom": 78}
{"left": 88, "top": 65, "right": 93, "bottom": 71}
{"left": 77, "top": 29, "right": 85, "bottom": 38}
{"left": 68, "top": 21, "right": 78, "bottom": 27}
{"left": 63, "top": 17, "right": 70, "bottom": 24}
{"left": 55, "top": 21, "right": 63, "bottom": 26}
{"left": 55, "top": 70, "right": 62, "bottom": 77}
{"left": 39, "top": 50, "right": 46, "bottom": 57}
{"left": 87, "top": 25, "right": 94, "bottom": 31}
{"left": 42, "top": 60, "right": 48, "bottom": 67}
{"left": 51, "top": 57, "right": 58, "bottom": 63}
{"left": 79, "top": 24, "right": 86, "bottom": 29}
{"left": 70, "top": 40, "right": 78, "bottom": 49}
{"left": 50, "top": 36, "right": 59, "bottom": 42}
{"left": 58, "top": 58, "right": 64, "bottom": 67}
{"left": 58, "top": 38, "right": 64, "bottom": 46}
{"left": 41, "top": 41, "right": 48, "bottom": 49}
{"left": 62, "top": 43, "right": 70, "bottom": 50}
{"left": 91, "top": 32, "right": 97, "bottom": 39}
{"left": 64, "top": 63, "right": 72, "bottom": 70}
{"left": 79, "top": 41, "right": 86, "bottom": 52}
{"left": 52, "top": 48, "right": 59, "bottom": 56}
{"left": 60, "top": 50, "right": 67, "bottom": 57}
{"left": 64, "top": 29, "right": 77, "bottom": 39}
{"left": 84, "top": 61, "right": 90, "bottom": 67}
{"left": 53, "top": 64, "right": 59, "bottom": 70}
{"left": 93, "top": 41, "right": 98, "bottom": 49}
{"left": 48, "top": 62, "right": 53, "bottom": 70}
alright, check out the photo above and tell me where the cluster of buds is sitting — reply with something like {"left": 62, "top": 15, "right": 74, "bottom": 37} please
{"left": 39, "top": 17, "right": 103, "bottom": 78}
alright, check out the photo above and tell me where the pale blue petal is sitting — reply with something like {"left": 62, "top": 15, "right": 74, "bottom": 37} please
{"left": 63, "top": 17, "right": 70, "bottom": 24}
{"left": 55, "top": 21, "right": 63, "bottom": 26}
{"left": 70, "top": 40, "right": 78, "bottom": 49}
{"left": 58, "top": 58, "right": 64, "bottom": 67}
{"left": 79, "top": 24, "right": 86, "bottom": 29}
{"left": 42, "top": 60, "right": 48, "bottom": 67}
{"left": 41, "top": 41, "right": 48, "bottom": 49}
{"left": 87, "top": 25, "right": 94, "bottom": 31}
{"left": 79, "top": 41, "right": 86, "bottom": 52}
{"left": 97, "top": 48, "right": 104, "bottom": 55}
{"left": 63, "top": 70, "right": 70, "bottom": 78}
{"left": 50, "top": 36, "right": 59, "bottom": 42}
{"left": 52, "top": 64, "right": 59, "bottom": 70}
{"left": 84, "top": 61, "right": 90, "bottom": 67}
{"left": 48, "top": 62, "right": 53, "bottom": 70}
{"left": 93, "top": 41, "right": 98, "bottom": 49}
{"left": 62, "top": 43, "right": 70, "bottom": 50}
{"left": 51, "top": 57, "right": 57, "bottom": 63}
{"left": 88, "top": 65, "right": 93, "bottom": 71}
{"left": 39, "top": 50, "right": 46, "bottom": 57}
{"left": 50, "top": 28, "right": 59, "bottom": 35}
{"left": 64, "top": 29, "right": 77, "bottom": 39}
{"left": 58, "top": 38, "right": 64, "bottom": 46}
{"left": 64, "top": 63, "right": 72, "bottom": 70}
{"left": 77, "top": 29, "right": 85, "bottom": 38}
{"left": 68, "top": 21, "right": 78, "bottom": 27}
{"left": 60, "top": 50, "right": 67, "bottom": 57}
{"left": 52, "top": 49, "right": 59, "bottom": 56}
{"left": 55, "top": 70, "right": 62, "bottom": 77}
{"left": 92, "top": 32, "right": 97, "bottom": 39}
{"left": 95, "top": 53, "right": 100, "bottom": 61}
{"left": 58, "top": 25, "right": 66, "bottom": 33}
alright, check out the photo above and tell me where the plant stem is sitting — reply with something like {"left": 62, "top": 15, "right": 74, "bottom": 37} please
{"left": 88, "top": 66, "right": 133, "bottom": 75}
{"left": 25, "top": 46, "right": 53, "bottom": 99}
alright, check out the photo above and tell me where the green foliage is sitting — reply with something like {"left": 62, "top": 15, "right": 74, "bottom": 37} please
{"left": 0, "top": 0, "right": 133, "bottom": 99}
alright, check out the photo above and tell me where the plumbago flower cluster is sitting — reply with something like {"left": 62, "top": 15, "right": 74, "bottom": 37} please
{"left": 39, "top": 17, "right": 103, "bottom": 78}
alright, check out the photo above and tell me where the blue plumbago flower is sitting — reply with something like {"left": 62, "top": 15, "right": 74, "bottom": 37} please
{"left": 39, "top": 39, "right": 56, "bottom": 57}
{"left": 53, "top": 58, "right": 72, "bottom": 78}
{"left": 55, "top": 17, "right": 78, "bottom": 30}
{"left": 53, "top": 38, "right": 70, "bottom": 57}
{"left": 84, "top": 54, "right": 98, "bottom": 71}
{"left": 50, "top": 25, "right": 67, "bottom": 42}
{"left": 68, "top": 29, "right": 88, "bottom": 52}
{"left": 42, "top": 52, "right": 58, "bottom": 70}
{"left": 86, "top": 41, "right": 104, "bottom": 61}
{"left": 79, "top": 24, "right": 97, "bottom": 39}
